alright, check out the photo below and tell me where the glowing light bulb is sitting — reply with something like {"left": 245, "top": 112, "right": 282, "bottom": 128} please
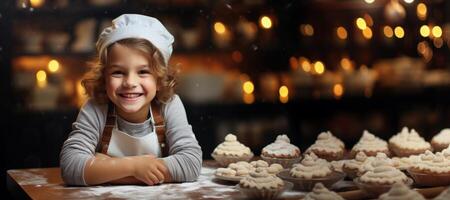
{"left": 383, "top": 26, "right": 394, "bottom": 38}
{"left": 314, "top": 61, "right": 325, "bottom": 74}
{"left": 356, "top": 18, "right": 367, "bottom": 30}
{"left": 394, "top": 26, "right": 405, "bottom": 38}
{"left": 243, "top": 81, "right": 254, "bottom": 94}
{"left": 48, "top": 59, "right": 60, "bottom": 73}
{"left": 419, "top": 25, "right": 430, "bottom": 37}
{"left": 432, "top": 26, "right": 442, "bottom": 38}
{"left": 336, "top": 26, "right": 348, "bottom": 40}
{"left": 214, "top": 22, "right": 226, "bottom": 34}
{"left": 260, "top": 16, "right": 272, "bottom": 29}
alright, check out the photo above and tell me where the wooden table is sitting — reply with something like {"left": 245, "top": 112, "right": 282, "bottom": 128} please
{"left": 6, "top": 161, "right": 304, "bottom": 200}
{"left": 6, "top": 161, "right": 447, "bottom": 200}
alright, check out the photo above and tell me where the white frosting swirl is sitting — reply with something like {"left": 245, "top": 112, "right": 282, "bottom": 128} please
{"left": 378, "top": 182, "right": 425, "bottom": 200}
{"left": 239, "top": 168, "right": 284, "bottom": 190}
{"left": 262, "top": 134, "right": 300, "bottom": 157}
{"left": 290, "top": 154, "right": 332, "bottom": 179}
{"left": 307, "top": 131, "right": 345, "bottom": 154}
{"left": 352, "top": 130, "right": 389, "bottom": 153}
{"left": 432, "top": 128, "right": 450, "bottom": 144}
{"left": 213, "top": 134, "right": 252, "bottom": 156}
{"left": 389, "top": 127, "right": 431, "bottom": 151}
{"left": 360, "top": 160, "right": 408, "bottom": 184}
{"left": 304, "top": 183, "right": 345, "bottom": 200}
{"left": 411, "top": 151, "right": 450, "bottom": 174}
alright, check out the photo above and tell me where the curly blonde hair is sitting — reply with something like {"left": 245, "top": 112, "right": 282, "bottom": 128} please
{"left": 82, "top": 38, "right": 177, "bottom": 104}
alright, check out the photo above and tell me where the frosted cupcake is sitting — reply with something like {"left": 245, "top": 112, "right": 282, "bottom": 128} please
{"left": 215, "top": 160, "right": 283, "bottom": 181}
{"left": 249, "top": 160, "right": 284, "bottom": 175}
{"left": 306, "top": 131, "right": 345, "bottom": 161}
{"left": 261, "top": 135, "right": 301, "bottom": 168}
{"left": 351, "top": 130, "right": 390, "bottom": 157}
{"left": 431, "top": 128, "right": 450, "bottom": 152}
{"left": 303, "top": 183, "right": 345, "bottom": 200}
{"left": 378, "top": 182, "right": 425, "bottom": 200}
{"left": 408, "top": 151, "right": 450, "bottom": 187}
{"left": 239, "top": 168, "right": 288, "bottom": 199}
{"left": 355, "top": 159, "right": 412, "bottom": 198}
{"left": 212, "top": 134, "right": 253, "bottom": 166}
{"left": 389, "top": 127, "right": 431, "bottom": 157}
{"left": 290, "top": 154, "right": 332, "bottom": 179}
{"left": 343, "top": 152, "right": 374, "bottom": 179}
{"left": 278, "top": 153, "right": 344, "bottom": 191}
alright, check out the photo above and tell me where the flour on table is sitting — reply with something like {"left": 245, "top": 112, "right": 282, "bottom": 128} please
{"left": 64, "top": 167, "right": 239, "bottom": 199}
{"left": 9, "top": 170, "right": 49, "bottom": 185}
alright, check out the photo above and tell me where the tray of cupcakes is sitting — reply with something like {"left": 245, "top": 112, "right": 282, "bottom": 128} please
{"left": 210, "top": 128, "right": 450, "bottom": 199}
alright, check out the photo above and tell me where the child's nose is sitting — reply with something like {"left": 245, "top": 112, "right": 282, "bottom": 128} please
{"left": 123, "top": 74, "right": 138, "bottom": 88}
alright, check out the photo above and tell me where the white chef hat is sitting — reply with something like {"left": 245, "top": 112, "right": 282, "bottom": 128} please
{"left": 96, "top": 14, "right": 174, "bottom": 66}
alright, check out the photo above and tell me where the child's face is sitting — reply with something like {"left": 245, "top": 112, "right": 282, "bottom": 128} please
{"left": 105, "top": 43, "right": 157, "bottom": 121}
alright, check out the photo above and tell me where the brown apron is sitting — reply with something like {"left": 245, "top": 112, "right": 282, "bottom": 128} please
{"left": 97, "top": 101, "right": 169, "bottom": 157}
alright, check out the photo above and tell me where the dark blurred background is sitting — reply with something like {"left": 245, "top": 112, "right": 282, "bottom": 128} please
{"left": 1, "top": 0, "right": 450, "bottom": 197}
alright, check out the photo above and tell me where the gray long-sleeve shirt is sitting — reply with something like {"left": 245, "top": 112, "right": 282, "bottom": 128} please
{"left": 59, "top": 95, "right": 202, "bottom": 186}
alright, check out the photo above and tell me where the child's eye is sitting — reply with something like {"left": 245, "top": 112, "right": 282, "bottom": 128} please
{"left": 139, "top": 70, "right": 151, "bottom": 75}
{"left": 111, "top": 71, "right": 124, "bottom": 77}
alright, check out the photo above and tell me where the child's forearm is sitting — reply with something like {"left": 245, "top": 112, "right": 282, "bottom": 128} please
{"left": 83, "top": 155, "right": 134, "bottom": 185}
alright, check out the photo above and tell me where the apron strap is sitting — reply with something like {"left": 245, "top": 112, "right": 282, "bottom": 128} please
{"left": 151, "top": 101, "right": 169, "bottom": 157}
{"left": 97, "top": 101, "right": 168, "bottom": 157}
{"left": 98, "top": 101, "right": 116, "bottom": 154}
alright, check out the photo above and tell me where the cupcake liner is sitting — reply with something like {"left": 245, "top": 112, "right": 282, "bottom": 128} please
{"left": 260, "top": 154, "right": 302, "bottom": 168}
{"left": 308, "top": 149, "right": 344, "bottom": 161}
{"left": 277, "top": 169, "right": 345, "bottom": 191}
{"left": 353, "top": 177, "right": 413, "bottom": 198}
{"left": 407, "top": 168, "right": 450, "bottom": 187}
{"left": 211, "top": 153, "right": 254, "bottom": 167}
{"left": 389, "top": 143, "right": 431, "bottom": 157}
{"left": 238, "top": 181, "right": 293, "bottom": 200}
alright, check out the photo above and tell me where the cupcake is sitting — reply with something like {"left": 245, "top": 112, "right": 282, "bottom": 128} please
{"left": 351, "top": 130, "right": 390, "bottom": 157}
{"left": 215, "top": 160, "right": 284, "bottom": 181}
{"left": 238, "top": 168, "right": 288, "bottom": 199}
{"left": 261, "top": 135, "right": 301, "bottom": 168}
{"left": 355, "top": 158, "right": 412, "bottom": 198}
{"left": 250, "top": 160, "right": 285, "bottom": 174}
{"left": 306, "top": 131, "right": 345, "bottom": 161}
{"left": 303, "top": 183, "right": 345, "bottom": 200}
{"left": 431, "top": 128, "right": 450, "bottom": 152}
{"left": 433, "top": 187, "right": 450, "bottom": 200}
{"left": 211, "top": 134, "right": 254, "bottom": 166}
{"left": 343, "top": 152, "right": 374, "bottom": 179}
{"left": 278, "top": 153, "right": 345, "bottom": 191}
{"left": 408, "top": 151, "right": 450, "bottom": 187}
{"left": 389, "top": 127, "right": 432, "bottom": 157}
{"left": 378, "top": 182, "right": 425, "bottom": 200}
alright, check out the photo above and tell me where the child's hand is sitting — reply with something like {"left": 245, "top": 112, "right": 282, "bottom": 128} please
{"left": 131, "top": 155, "right": 166, "bottom": 185}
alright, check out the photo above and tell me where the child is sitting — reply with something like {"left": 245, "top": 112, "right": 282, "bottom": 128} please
{"left": 60, "top": 14, "right": 202, "bottom": 186}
